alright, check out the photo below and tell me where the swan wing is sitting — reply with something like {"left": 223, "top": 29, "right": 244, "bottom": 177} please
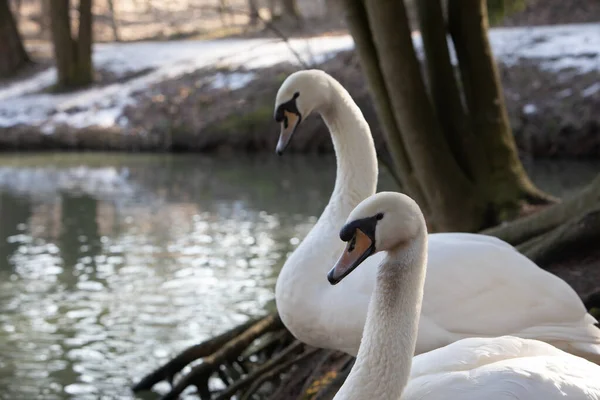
{"left": 418, "top": 234, "right": 600, "bottom": 354}
{"left": 405, "top": 337, "right": 600, "bottom": 400}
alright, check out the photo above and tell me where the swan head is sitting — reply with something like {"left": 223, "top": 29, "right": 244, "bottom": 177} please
{"left": 327, "top": 192, "right": 424, "bottom": 285}
{"left": 274, "top": 70, "right": 332, "bottom": 155}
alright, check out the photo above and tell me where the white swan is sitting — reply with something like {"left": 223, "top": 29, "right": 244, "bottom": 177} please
{"left": 330, "top": 191, "right": 600, "bottom": 400}
{"left": 273, "top": 69, "right": 600, "bottom": 362}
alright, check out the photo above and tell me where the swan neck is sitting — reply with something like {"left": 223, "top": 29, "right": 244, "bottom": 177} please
{"left": 321, "top": 85, "right": 378, "bottom": 205}
{"left": 335, "top": 231, "right": 428, "bottom": 400}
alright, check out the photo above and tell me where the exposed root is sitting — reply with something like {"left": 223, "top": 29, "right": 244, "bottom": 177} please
{"left": 585, "top": 290, "right": 600, "bottom": 312}
{"left": 132, "top": 313, "right": 284, "bottom": 399}
{"left": 482, "top": 173, "right": 600, "bottom": 245}
{"left": 240, "top": 346, "right": 321, "bottom": 400}
{"left": 518, "top": 207, "right": 600, "bottom": 267}
{"left": 298, "top": 350, "right": 337, "bottom": 397}
{"left": 214, "top": 339, "right": 303, "bottom": 400}
{"left": 132, "top": 317, "right": 260, "bottom": 392}
{"left": 311, "top": 356, "right": 355, "bottom": 400}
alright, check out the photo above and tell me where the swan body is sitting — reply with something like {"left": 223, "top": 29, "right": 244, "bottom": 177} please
{"left": 330, "top": 192, "right": 600, "bottom": 400}
{"left": 273, "top": 69, "right": 600, "bottom": 362}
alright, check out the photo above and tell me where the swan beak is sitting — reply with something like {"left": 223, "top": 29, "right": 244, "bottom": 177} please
{"left": 328, "top": 229, "right": 375, "bottom": 285}
{"left": 276, "top": 110, "right": 301, "bottom": 155}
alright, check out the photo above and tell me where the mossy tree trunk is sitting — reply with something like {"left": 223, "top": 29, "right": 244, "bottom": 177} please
{"left": 0, "top": 0, "right": 30, "bottom": 78}
{"left": 50, "top": 0, "right": 94, "bottom": 89}
{"left": 344, "top": 0, "right": 486, "bottom": 232}
{"left": 341, "top": 0, "right": 553, "bottom": 232}
{"left": 448, "top": 0, "right": 553, "bottom": 220}
{"left": 342, "top": 0, "right": 430, "bottom": 216}
{"left": 415, "top": 0, "right": 480, "bottom": 181}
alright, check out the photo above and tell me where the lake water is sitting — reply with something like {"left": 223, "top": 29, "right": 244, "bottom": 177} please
{"left": 0, "top": 153, "right": 597, "bottom": 399}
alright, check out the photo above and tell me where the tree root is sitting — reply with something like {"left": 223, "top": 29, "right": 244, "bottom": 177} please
{"left": 482, "top": 173, "right": 600, "bottom": 246}
{"left": 132, "top": 317, "right": 260, "bottom": 392}
{"left": 132, "top": 313, "right": 284, "bottom": 399}
{"left": 518, "top": 207, "right": 600, "bottom": 267}
{"left": 241, "top": 346, "right": 321, "bottom": 400}
{"left": 585, "top": 290, "right": 600, "bottom": 321}
{"left": 298, "top": 350, "right": 337, "bottom": 397}
{"left": 311, "top": 356, "right": 355, "bottom": 400}
{"left": 214, "top": 339, "right": 303, "bottom": 400}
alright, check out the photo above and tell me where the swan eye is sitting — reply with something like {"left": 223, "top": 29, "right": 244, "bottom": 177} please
{"left": 348, "top": 235, "right": 356, "bottom": 252}
{"left": 376, "top": 213, "right": 384, "bottom": 220}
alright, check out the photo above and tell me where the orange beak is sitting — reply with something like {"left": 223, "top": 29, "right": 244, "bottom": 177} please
{"left": 327, "top": 229, "right": 375, "bottom": 285}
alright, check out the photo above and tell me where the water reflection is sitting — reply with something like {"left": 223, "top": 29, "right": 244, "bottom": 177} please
{"left": 0, "top": 153, "right": 597, "bottom": 399}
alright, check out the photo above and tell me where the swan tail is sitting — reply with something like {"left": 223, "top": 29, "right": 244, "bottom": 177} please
{"left": 539, "top": 341, "right": 600, "bottom": 365}
{"left": 514, "top": 314, "right": 600, "bottom": 364}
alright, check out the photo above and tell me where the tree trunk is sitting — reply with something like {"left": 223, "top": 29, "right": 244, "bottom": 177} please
{"left": 49, "top": 0, "right": 93, "bottom": 89}
{"left": 268, "top": 0, "right": 279, "bottom": 20}
{"left": 11, "top": 0, "right": 22, "bottom": 17}
{"left": 339, "top": 0, "right": 553, "bottom": 231}
{"left": 281, "top": 0, "right": 301, "bottom": 27}
{"left": 448, "top": 0, "right": 553, "bottom": 220}
{"left": 342, "top": 0, "right": 430, "bottom": 215}
{"left": 361, "top": 0, "right": 486, "bottom": 232}
{"left": 0, "top": 0, "right": 30, "bottom": 77}
{"left": 414, "top": 0, "right": 480, "bottom": 182}
{"left": 247, "top": 0, "right": 259, "bottom": 26}
{"left": 39, "top": 0, "right": 51, "bottom": 39}
{"left": 107, "top": 0, "right": 120, "bottom": 41}
{"left": 218, "top": 0, "right": 230, "bottom": 27}
{"left": 76, "top": 0, "right": 93, "bottom": 84}
{"left": 49, "top": 0, "right": 73, "bottom": 86}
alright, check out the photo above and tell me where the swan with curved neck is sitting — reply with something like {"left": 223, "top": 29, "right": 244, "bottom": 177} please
{"left": 273, "top": 69, "right": 600, "bottom": 362}
{"left": 330, "top": 192, "right": 600, "bottom": 400}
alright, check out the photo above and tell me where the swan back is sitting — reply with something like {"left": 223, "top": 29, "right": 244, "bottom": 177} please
{"left": 404, "top": 336, "right": 600, "bottom": 400}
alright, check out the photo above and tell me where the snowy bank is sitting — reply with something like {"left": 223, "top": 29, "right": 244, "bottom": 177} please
{"left": 0, "top": 23, "right": 598, "bottom": 133}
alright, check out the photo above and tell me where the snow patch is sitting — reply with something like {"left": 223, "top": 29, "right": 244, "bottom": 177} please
{"left": 0, "top": 23, "right": 597, "bottom": 130}
{"left": 582, "top": 82, "right": 600, "bottom": 97}
{"left": 523, "top": 103, "right": 538, "bottom": 115}
{"left": 209, "top": 72, "right": 256, "bottom": 90}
